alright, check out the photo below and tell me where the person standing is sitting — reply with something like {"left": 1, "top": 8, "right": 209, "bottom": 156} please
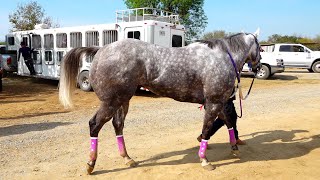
{"left": 18, "top": 42, "right": 36, "bottom": 75}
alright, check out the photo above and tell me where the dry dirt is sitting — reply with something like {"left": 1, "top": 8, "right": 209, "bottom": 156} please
{"left": 1, "top": 69, "right": 320, "bottom": 180}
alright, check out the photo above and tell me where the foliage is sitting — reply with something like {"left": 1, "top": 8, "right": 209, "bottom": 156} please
{"left": 266, "top": 34, "right": 320, "bottom": 50}
{"left": 8, "top": 1, "right": 59, "bottom": 31}
{"left": 123, "top": 0, "right": 207, "bottom": 42}
{"left": 0, "top": 42, "right": 5, "bottom": 45}
{"left": 202, "top": 30, "right": 234, "bottom": 40}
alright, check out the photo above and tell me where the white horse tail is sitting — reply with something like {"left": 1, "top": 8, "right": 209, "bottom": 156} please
{"left": 59, "top": 47, "right": 100, "bottom": 108}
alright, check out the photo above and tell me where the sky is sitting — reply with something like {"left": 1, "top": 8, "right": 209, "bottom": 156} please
{"left": 0, "top": 0, "right": 319, "bottom": 41}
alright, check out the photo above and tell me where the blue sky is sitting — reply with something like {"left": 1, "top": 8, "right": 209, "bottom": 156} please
{"left": 0, "top": 0, "right": 319, "bottom": 41}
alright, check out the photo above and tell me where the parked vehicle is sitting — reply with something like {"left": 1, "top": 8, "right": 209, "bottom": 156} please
{"left": 260, "top": 43, "right": 320, "bottom": 73}
{"left": 0, "top": 45, "right": 17, "bottom": 75}
{"left": 242, "top": 44, "right": 285, "bottom": 79}
{"left": 2, "top": 8, "right": 185, "bottom": 91}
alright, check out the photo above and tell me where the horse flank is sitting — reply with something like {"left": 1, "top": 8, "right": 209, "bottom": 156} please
{"left": 59, "top": 47, "right": 100, "bottom": 108}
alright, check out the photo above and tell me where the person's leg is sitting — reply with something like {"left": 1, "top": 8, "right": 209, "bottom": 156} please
{"left": 25, "top": 60, "right": 33, "bottom": 75}
{"left": 197, "top": 116, "right": 225, "bottom": 142}
{"left": 226, "top": 100, "right": 246, "bottom": 145}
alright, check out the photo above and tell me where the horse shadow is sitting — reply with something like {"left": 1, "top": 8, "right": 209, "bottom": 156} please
{"left": 93, "top": 129, "right": 320, "bottom": 174}
{"left": 0, "top": 122, "right": 72, "bottom": 137}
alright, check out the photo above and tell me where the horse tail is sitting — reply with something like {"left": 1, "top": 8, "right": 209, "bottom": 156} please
{"left": 59, "top": 47, "right": 100, "bottom": 108}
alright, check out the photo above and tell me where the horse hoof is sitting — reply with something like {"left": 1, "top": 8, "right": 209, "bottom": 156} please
{"left": 87, "top": 164, "right": 94, "bottom": 175}
{"left": 231, "top": 150, "right": 240, "bottom": 157}
{"left": 200, "top": 158, "right": 215, "bottom": 171}
{"left": 202, "top": 163, "right": 216, "bottom": 171}
{"left": 86, "top": 161, "right": 95, "bottom": 175}
{"left": 125, "top": 159, "right": 137, "bottom": 167}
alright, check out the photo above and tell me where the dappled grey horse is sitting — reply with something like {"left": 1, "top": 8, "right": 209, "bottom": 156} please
{"left": 59, "top": 29, "right": 261, "bottom": 174}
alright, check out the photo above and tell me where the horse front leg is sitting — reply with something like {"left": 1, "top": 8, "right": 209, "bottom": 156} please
{"left": 199, "top": 102, "right": 223, "bottom": 171}
{"left": 112, "top": 101, "right": 137, "bottom": 167}
{"left": 87, "top": 102, "right": 116, "bottom": 174}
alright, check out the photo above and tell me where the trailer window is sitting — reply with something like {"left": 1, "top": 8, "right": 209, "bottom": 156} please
{"left": 45, "top": 50, "right": 53, "bottom": 64}
{"left": 44, "top": 34, "right": 54, "bottom": 49}
{"left": 172, "top": 35, "right": 182, "bottom": 47}
{"left": 22, "top": 37, "right": 29, "bottom": 46}
{"left": 56, "top": 33, "right": 67, "bottom": 48}
{"left": 8, "top": 37, "right": 15, "bottom": 45}
{"left": 70, "top": 32, "right": 82, "bottom": 48}
{"left": 86, "top": 31, "right": 99, "bottom": 47}
{"left": 32, "top": 35, "right": 41, "bottom": 49}
{"left": 103, "top": 30, "right": 118, "bottom": 45}
{"left": 128, "top": 31, "right": 140, "bottom": 40}
{"left": 57, "top": 51, "right": 64, "bottom": 65}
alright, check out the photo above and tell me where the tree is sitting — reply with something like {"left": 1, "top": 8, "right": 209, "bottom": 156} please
{"left": 9, "top": 1, "right": 59, "bottom": 31}
{"left": 124, "top": 0, "right": 207, "bottom": 42}
{"left": 202, "top": 30, "right": 234, "bottom": 40}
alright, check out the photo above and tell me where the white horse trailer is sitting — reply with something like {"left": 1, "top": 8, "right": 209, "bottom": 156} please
{"left": 4, "top": 8, "right": 185, "bottom": 91}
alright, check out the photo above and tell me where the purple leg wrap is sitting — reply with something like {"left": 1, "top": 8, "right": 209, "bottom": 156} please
{"left": 90, "top": 137, "right": 98, "bottom": 160}
{"left": 117, "top": 135, "right": 125, "bottom": 155}
{"left": 228, "top": 128, "right": 236, "bottom": 145}
{"left": 198, "top": 139, "right": 208, "bottom": 159}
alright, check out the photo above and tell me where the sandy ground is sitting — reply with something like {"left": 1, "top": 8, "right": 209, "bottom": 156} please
{"left": 0, "top": 69, "right": 320, "bottom": 180}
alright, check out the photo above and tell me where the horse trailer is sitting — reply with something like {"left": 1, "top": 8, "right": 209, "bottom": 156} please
{"left": 3, "top": 8, "right": 185, "bottom": 91}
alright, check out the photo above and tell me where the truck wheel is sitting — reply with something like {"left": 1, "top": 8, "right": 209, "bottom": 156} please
{"left": 78, "top": 71, "right": 92, "bottom": 92}
{"left": 311, "top": 61, "right": 320, "bottom": 73}
{"left": 256, "top": 65, "right": 270, "bottom": 79}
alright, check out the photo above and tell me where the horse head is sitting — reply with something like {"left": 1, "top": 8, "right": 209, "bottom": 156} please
{"left": 245, "top": 28, "right": 262, "bottom": 74}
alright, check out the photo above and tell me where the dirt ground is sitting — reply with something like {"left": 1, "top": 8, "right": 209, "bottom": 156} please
{"left": 1, "top": 69, "right": 320, "bottom": 180}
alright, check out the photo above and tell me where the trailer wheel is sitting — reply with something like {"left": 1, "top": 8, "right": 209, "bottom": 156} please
{"left": 311, "top": 61, "right": 320, "bottom": 73}
{"left": 78, "top": 71, "right": 92, "bottom": 92}
{"left": 256, "top": 64, "right": 270, "bottom": 79}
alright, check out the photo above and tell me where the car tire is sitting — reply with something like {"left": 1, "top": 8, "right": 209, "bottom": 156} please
{"left": 78, "top": 71, "right": 92, "bottom": 92}
{"left": 311, "top": 61, "right": 320, "bottom": 73}
{"left": 256, "top": 64, "right": 270, "bottom": 79}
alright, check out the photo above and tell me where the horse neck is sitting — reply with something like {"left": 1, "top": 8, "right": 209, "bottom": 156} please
{"left": 226, "top": 42, "right": 252, "bottom": 72}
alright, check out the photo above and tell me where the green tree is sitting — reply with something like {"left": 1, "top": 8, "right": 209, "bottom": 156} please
{"left": 202, "top": 30, "right": 235, "bottom": 40}
{"left": 124, "top": 0, "right": 207, "bottom": 42}
{"left": 9, "top": 1, "right": 59, "bottom": 31}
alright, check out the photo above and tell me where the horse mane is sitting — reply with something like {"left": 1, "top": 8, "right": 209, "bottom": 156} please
{"left": 196, "top": 33, "right": 248, "bottom": 52}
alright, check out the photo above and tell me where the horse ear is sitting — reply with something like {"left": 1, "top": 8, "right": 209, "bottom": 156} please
{"left": 253, "top": 28, "right": 260, "bottom": 38}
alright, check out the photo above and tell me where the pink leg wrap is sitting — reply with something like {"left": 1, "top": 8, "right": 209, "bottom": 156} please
{"left": 198, "top": 139, "right": 208, "bottom": 159}
{"left": 90, "top": 137, "right": 98, "bottom": 160}
{"left": 117, "top": 135, "right": 126, "bottom": 156}
{"left": 228, "top": 128, "right": 236, "bottom": 145}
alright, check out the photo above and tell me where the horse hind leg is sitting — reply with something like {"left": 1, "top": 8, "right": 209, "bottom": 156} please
{"left": 87, "top": 102, "right": 119, "bottom": 174}
{"left": 112, "top": 101, "right": 137, "bottom": 167}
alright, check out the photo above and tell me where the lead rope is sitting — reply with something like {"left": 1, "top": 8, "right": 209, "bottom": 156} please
{"left": 226, "top": 50, "right": 256, "bottom": 118}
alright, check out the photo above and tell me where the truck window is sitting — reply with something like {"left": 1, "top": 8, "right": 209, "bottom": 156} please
{"left": 44, "top": 34, "right": 54, "bottom": 49}
{"left": 32, "top": 35, "right": 41, "bottom": 49}
{"left": 56, "top": 33, "right": 67, "bottom": 48}
{"left": 172, "top": 35, "right": 182, "bottom": 47}
{"left": 8, "top": 37, "right": 15, "bottom": 45}
{"left": 103, "top": 30, "right": 118, "bottom": 45}
{"left": 279, "top": 45, "right": 292, "bottom": 52}
{"left": 293, "top": 45, "right": 304, "bottom": 52}
{"left": 70, "top": 32, "right": 82, "bottom": 48}
{"left": 128, "top": 31, "right": 140, "bottom": 40}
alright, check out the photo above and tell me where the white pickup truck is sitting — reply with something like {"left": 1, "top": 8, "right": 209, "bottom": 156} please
{"left": 260, "top": 43, "right": 320, "bottom": 73}
{"left": 242, "top": 44, "right": 285, "bottom": 79}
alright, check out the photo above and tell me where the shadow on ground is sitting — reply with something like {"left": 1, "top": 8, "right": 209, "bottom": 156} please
{"left": 92, "top": 129, "right": 320, "bottom": 175}
{"left": 0, "top": 121, "right": 72, "bottom": 137}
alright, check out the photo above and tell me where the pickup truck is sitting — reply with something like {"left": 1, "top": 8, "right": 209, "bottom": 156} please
{"left": 242, "top": 45, "right": 285, "bottom": 79}
{"left": 259, "top": 43, "right": 320, "bottom": 73}
{"left": 0, "top": 45, "right": 17, "bottom": 75}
